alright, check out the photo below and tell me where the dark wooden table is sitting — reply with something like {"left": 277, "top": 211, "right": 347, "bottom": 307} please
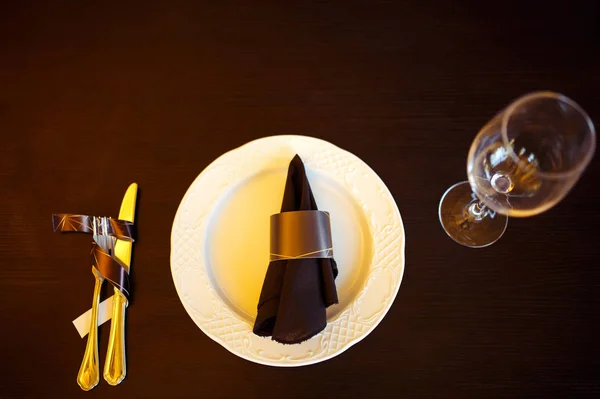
{"left": 2, "top": 2, "right": 599, "bottom": 398}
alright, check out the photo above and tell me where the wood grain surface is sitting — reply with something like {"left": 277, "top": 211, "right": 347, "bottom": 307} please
{"left": 1, "top": 1, "right": 599, "bottom": 398}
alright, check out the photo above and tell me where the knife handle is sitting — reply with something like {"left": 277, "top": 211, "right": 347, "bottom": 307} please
{"left": 104, "top": 289, "right": 128, "bottom": 386}
{"left": 77, "top": 270, "right": 103, "bottom": 391}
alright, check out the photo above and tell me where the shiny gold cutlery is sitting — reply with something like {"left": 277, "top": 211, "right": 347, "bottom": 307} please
{"left": 77, "top": 217, "right": 114, "bottom": 391}
{"left": 104, "top": 183, "right": 138, "bottom": 386}
{"left": 76, "top": 267, "right": 104, "bottom": 391}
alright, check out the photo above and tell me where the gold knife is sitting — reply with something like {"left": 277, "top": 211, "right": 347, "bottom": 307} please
{"left": 103, "top": 183, "right": 138, "bottom": 386}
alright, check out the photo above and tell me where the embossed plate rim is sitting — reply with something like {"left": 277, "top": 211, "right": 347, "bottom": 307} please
{"left": 170, "top": 135, "right": 405, "bottom": 366}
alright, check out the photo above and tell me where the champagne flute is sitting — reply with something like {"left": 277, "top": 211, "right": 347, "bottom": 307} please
{"left": 439, "top": 91, "right": 596, "bottom": 248}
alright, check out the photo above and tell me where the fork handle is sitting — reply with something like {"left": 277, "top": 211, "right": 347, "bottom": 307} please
{"left": 104, "top": 289, "right": 128, "bottom": 385}
{"left": 77, "top": 273, "right": 103, "bottom": 391}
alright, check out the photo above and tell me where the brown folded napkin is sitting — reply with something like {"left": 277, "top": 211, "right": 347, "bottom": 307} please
{"left": 253, "top": 155, "right": 338, "bottom": 344}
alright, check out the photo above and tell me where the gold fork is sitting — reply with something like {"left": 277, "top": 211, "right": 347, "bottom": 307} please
{"left": 76, "top": 267, "right": 104, "bottom": 391}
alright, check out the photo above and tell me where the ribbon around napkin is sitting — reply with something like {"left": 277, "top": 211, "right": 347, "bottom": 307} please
{"left": 52, "top": 214, "right": 132, "bottom": 300}
{"left": 270, "top": 210, "right": 333, "bottom": 261}
{"left": 253, "top": 155, "right": 338, "bottom": 344}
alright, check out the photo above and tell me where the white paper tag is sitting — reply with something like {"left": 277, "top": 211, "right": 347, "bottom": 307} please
{"left": 72, "top": 295, "right": 115, "bottom": 338}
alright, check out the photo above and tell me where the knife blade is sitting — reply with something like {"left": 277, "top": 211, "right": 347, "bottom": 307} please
{"left": 103, "top": 183, "right": 137, "bottom": 386}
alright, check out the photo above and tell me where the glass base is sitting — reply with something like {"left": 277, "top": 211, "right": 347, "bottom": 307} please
{"left": 439, "top": 181, "right": 508, "bottom": 248}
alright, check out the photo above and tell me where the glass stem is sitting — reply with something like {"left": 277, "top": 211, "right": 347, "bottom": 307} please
{"left": 468, "top": 201, "right": 487, "bottom": 221}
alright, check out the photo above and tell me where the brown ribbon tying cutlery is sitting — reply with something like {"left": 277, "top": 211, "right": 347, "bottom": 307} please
{"left": 270, "top": 210, "right": 333, "bottom": 261}
{"left": 52, "top": 214, "right": 133, "bottom": 299}
{"left": 52, "top": 214, "right": 134, "bottom": 242}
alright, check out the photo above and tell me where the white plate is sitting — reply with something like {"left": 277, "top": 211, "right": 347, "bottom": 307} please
{"left": 171, "top": 135, "right": 405, "bottom": 366}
